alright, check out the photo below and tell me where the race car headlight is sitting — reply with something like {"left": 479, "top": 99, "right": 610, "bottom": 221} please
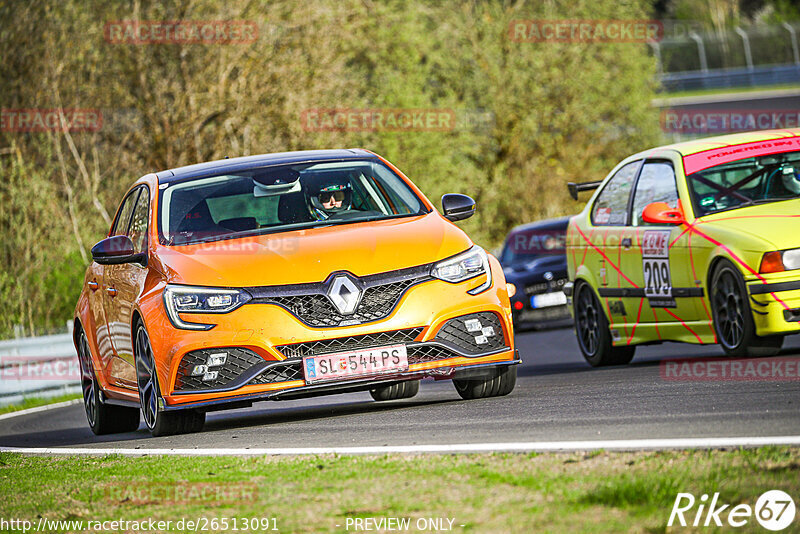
{"left": 163, "top": 285, "right": 251, "bottom": 330}
{"left": 760, "top": 249, "right": 800, "bottom": 274}
{"left": 431, "top": 245, "right": 493, "bottom": 295}
{"left": 784, "top": 249, "right": 800, "bottom": 270}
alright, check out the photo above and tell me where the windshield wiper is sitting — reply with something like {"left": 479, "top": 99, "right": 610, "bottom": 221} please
{"left": 309, "top": 212, "right": 423, "bottom": 229}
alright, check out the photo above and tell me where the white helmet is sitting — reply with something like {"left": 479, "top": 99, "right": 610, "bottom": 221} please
{"left": 782, "top": 166, "right": 800, "bottom": 195}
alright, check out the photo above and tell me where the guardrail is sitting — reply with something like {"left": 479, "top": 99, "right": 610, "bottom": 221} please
{"left": 653, "top": 22, "right": 800, "bottom": 92}
{"left": 0, "top": 326, "right": 80, "bottom": 406}
{"left": 661, "top": 64, "right": 800, "bottom": 92}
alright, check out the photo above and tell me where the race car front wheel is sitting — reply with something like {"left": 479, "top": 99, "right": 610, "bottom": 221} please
{"left": 370, "top": 380, "right": 420, "bottom": 401}
{"left": 453, "top": 364, "right": 517, "bottom": 399}
{"left": 710, "top": 260, "right": 784, "bottom": 357}
{"left": 574, "top": 282, "right": 635, "bottom": 367}
{"left": 77, "top": 329, "right": 140, "bottom": 435}
{"left": 134, "top": 322, "right": 205, "bottom": 437}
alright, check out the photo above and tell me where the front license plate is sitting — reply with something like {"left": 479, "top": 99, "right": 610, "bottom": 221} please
{"left": 303, "top": 344, "right": 408, "bottom": 384}
{"left": 531, "top": 291, "right": 568, "bottom": 309}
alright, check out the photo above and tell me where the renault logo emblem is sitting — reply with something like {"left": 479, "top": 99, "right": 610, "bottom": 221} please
{"left": 327, "top": 275, "right": 361, "bottom": 315}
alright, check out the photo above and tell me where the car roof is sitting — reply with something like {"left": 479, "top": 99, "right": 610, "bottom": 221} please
{"left": 633, "top": 128, "right": 800, "bottom": 159}
{"left": 154, "top": 149, "right": 377, "bottom": 183}
{"left": 507, "top": 216, "right": 571, "bottom": 236}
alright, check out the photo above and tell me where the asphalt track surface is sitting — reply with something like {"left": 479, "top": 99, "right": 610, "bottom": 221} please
{"left": 1, "top": 324, "right": 799, "bottom": 452}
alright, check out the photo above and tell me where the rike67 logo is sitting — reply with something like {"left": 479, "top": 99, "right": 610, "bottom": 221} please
{"left": 669, "top": 490, "right": 796, "bottom": 531}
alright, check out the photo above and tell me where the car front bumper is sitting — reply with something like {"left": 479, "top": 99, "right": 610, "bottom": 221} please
{"left": 145, "top": 259, "right": 517, "bottom": 409}
{"left": 746, "top": 272, "right": 800, "bottom": 336}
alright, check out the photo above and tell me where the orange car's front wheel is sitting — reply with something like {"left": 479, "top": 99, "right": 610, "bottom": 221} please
{"left": 77, "top": 329, "right": 139, "bottom": 435}
{"left": 134, "top": 322, "right": 205, "bottom": 437}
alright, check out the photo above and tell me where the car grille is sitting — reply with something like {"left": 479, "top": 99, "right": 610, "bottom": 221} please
{"left": 434, "top": 312, "right": 507, "bottom": 354}
{"left": 175, "top": 347, "right": 265, "bottom": 391}
{"left": 246, "top": 264, "right": 433, "bottom": 328}
{"left": 247, "top": 363, "right": 304, "bottom": 385}
{"left": 525, "top": 278, "right": 568, "bottom": 295}
{"left": 275, "top": 328, "right": 424, "bottom": 359}
{"left": 407, "top": 344, "right": 462, "bottom": 364}
{"left": 266, "top": 279, "right": 417, "bottom": 327}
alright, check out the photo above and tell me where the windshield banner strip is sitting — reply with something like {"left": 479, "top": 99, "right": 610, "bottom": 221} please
{"left": 683, "top": 135, "right": 800, "bottom": 175}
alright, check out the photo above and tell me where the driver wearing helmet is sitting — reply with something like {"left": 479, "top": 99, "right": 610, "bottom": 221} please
{"left": 306, "top": 178, "right": 353, "bottom": 220}
{"left": 780, "top": 165, "right": 800, "bottom": 196}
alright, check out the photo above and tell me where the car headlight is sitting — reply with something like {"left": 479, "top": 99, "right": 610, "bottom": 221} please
{"left": 759, "top": 248, "right": 800, "bottom": 274}
{"left": 163, "top": 285, "right": 251, "bottom": 330}
{"left": 431, "top": 245, "right": 493, "bottom": 295}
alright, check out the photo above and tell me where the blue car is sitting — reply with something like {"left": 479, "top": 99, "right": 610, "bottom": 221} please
{"left": 499, "top": 217, "right": 572, "bottom": 329}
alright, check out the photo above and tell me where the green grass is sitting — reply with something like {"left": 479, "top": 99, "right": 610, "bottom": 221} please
{"left": 0, "top": 392, "right": 81, "bottom": 416}
{"left": 0, "top": 448, "right": 797, "bottom": 532}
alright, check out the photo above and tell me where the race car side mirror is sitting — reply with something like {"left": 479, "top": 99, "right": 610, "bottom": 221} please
{"left": 641, "top": 202, "right": 685, "bottom": 225}
{"left": 91, "top": 235, "right": 146, "bottom": 266}
{"left": 442, "top": 193, "right": 476, "bottom": 222}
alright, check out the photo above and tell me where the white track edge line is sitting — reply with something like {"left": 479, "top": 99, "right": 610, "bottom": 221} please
{"left": 3, "top": 436, "right": 800, "bottom": 456}
{"left": 0, "top": 399, "right": 82, "bottom": 421}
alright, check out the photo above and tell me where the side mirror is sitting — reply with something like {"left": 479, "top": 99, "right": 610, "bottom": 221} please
{"left": 91, "top": 235, "right": 146, "bottom": 265}
{"left": 641, "top": 202, "right": 685, "bottom": 225}
{"left": 441, "top": 193, "right": 476, "bottom": 222}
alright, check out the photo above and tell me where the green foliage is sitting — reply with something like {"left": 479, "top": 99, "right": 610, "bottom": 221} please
{"left": 0, "top": 0, "right": 663, "bottom": 337}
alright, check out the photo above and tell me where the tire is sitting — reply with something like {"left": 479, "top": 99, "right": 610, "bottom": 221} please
{"left": 574, "top": 282, "right": 636, "bottom": 367}
{"left": 77, "top": 330, "right": 140, "bottom": 435}
{"left": 710, "top": 260, "right": 784, "bottom": 357}
{"left": 134, "top": 322, "right": 205, "bottom": 436}
{"left": 453, "top": 365, "right": 517, "bottom": 400}
{"left": 370, "top": 380, "right": 420, "bottom": 401}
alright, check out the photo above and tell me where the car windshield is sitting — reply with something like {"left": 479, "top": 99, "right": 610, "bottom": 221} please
{"left": 687, "top": 149, "right": 800, "bottom": 216}
{"left": 159, "top": 159, "right": 427, "bottom": 245}
{"left": 500, "top": 227, "right": 566, "bottom": 266}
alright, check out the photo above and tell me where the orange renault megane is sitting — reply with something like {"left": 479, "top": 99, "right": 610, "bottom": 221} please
{"left": 74, "top": 149, "right": 518, "bottom": 436}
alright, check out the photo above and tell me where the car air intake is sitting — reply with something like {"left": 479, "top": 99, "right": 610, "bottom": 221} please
{"left": 434, "top": 312, "right": 507, "bottom": 354}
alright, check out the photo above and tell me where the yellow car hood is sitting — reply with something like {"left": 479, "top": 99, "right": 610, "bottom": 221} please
{"left": 697, "top": 198, "right": 800, "bottom": 251}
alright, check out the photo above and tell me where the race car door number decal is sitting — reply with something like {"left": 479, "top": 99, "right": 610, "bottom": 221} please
{"left": 641, "top": 230, "right": 675, "bottom": 307}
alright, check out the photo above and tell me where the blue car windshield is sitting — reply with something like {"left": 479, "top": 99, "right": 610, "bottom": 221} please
{"left": 500, "top": 228, "right": 566, "bottom": 265}
{"left": 158, "top": 160, "right": 427, "bottom": 245}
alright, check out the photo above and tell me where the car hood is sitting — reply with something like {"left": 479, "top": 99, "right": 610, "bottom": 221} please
{"left": 697, "top": 199, "right": 800, "bottom": 251}
{"left": 152, "top": 212, "right": 473, "bottom": 287}
{"left": 502, "top": 255, "right": 567, "bottom": 282}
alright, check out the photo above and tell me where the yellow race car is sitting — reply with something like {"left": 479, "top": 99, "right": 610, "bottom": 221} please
{"left": 564, "top": 129, "right": 800, "bottom": 366}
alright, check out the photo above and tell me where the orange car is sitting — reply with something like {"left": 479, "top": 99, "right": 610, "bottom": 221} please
{"left": 74, "top": 149, "right": 518, "bottom": 436}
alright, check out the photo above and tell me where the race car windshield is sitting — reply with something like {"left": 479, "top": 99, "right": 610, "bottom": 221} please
{"left": 159, "top": 160, "right": 427, "bottom": 245}
{"left": 687, "top": 149, "right": 800, "bottom": 216}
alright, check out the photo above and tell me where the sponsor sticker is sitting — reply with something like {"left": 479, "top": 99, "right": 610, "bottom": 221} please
{"left": 594, "top": 207, "right": 612, "bottom": 225}
{"left": 642, "top": 229, "right": 674, "bottom": 307}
